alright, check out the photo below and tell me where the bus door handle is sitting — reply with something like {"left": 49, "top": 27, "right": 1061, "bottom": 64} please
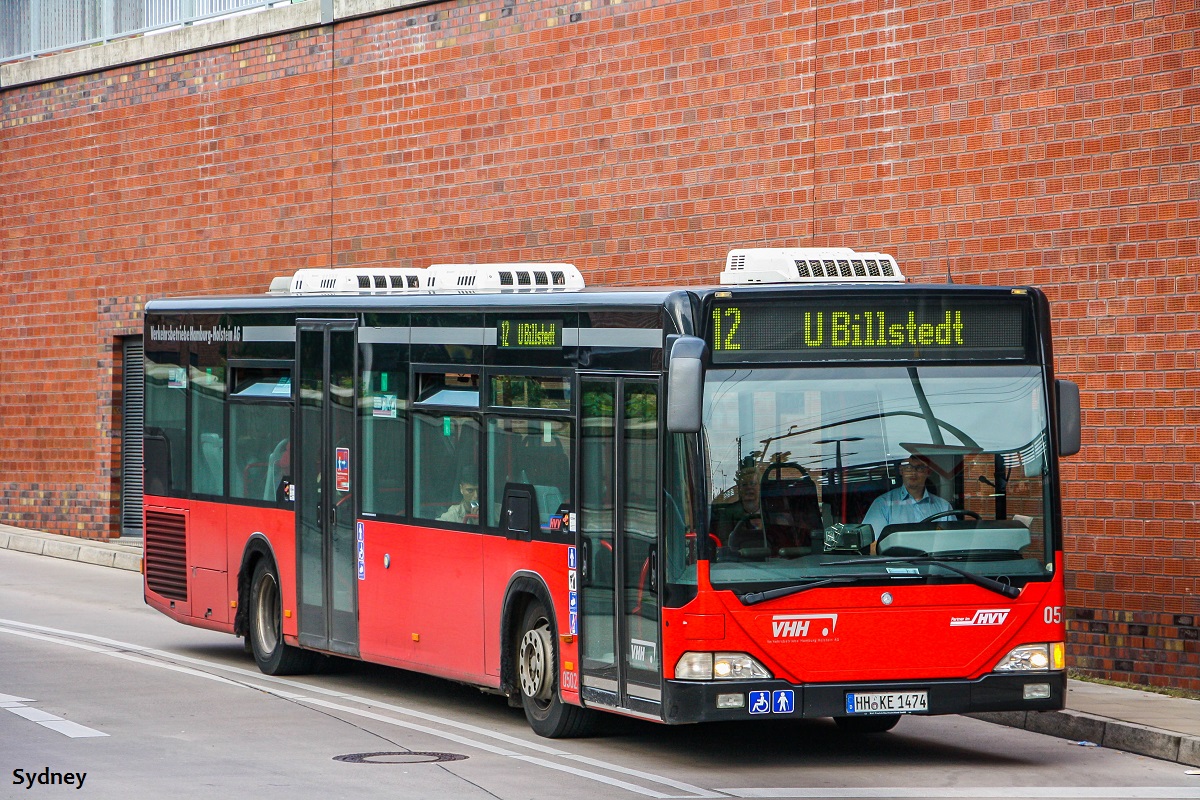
{"left": 580, "top": 539, "right": 590, "bottom": 585}
{"left": 647, "top": 545, "right": 657, "bottom": 594}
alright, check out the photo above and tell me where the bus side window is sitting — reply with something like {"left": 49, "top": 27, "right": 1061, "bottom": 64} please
{"left": 145, "top": 352, "right": 187, "bottom": 497}
{"left": 520, "top": 420, "right": 571, "bottom": 526}
{"left": 414, "top": 413, "right": 480, "bottom": 522}
{"left": 229, "top": 408, "right": 290, "bottom": 502}
{"left": 486, "top": 418, "right": 572, "bottom": 529}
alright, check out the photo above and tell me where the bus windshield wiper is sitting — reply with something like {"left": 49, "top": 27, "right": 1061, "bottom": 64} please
{"left": 820, "top": 556, "right": 1021, "bottom": 599}
{"left": 740, "top": 573, "right": 922, "bottom": 606}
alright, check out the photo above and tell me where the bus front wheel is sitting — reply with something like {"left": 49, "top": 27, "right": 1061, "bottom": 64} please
{"left": 249, "top": 560, "right": 319, "bottom": 676}
{"left": 516, "top": 601, "right": 594, "bottom": 738}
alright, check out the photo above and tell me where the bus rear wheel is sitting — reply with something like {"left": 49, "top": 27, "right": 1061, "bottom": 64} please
{"left": 249, "top": 560, "right": 319, "bottom": 676}
{"left": 516, "top": 601, "right": 594, "bottom": 738}
{"left": 834, "top": 714, "right": 901, "bottom": 734}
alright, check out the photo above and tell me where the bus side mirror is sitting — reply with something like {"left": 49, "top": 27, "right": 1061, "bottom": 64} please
{"left": 666, "top": 336, "right": 706, "bottom": 433}
{"left": 1056, "top": 379, "right": 1080, "bottom": 457}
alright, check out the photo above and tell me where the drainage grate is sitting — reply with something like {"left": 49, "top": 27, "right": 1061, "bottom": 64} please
{"left": 333, "top": 752, "right": 467, "bottom": 765}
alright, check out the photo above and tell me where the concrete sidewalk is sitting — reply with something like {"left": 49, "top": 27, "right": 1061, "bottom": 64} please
{"left": 2, "top": 523, "right": 1198, "bottom": 767}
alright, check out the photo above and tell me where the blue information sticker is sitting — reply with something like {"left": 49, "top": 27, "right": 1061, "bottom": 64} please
{"left": 748, "top": 691, "right": 771, "bottom": 715}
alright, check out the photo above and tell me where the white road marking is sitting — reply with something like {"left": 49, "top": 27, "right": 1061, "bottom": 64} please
{"left": 722, "top": 790, "right": 1200, "bottom": 798}
{"left": 1, "top": 695, "right": 107, "bottom": 738}
{"left": 0, "top": 619, "right": 720, "bottom": 798}
{"left": 0, "top": 693, "right": 35, "bottom": 703}
{"left": 3, "top": 620, "right": 1194, "bottom": 800}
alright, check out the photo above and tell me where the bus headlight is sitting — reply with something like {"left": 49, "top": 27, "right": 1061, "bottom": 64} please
{"left": 674, "top": 652, "right": 772, "bottom": 680}
{"left": 993, "top": 642, "right": 1065, "bottom": 672}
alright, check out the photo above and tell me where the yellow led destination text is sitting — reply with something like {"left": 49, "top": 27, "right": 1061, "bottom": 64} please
{"left": 809, "top": 310, "right": 965, "bottom": 348}
{"left": 498, "top": 319, "right": 561, "bottom": 348}
{"left": 517, "top": 321, "right": 559, "bottom": 346}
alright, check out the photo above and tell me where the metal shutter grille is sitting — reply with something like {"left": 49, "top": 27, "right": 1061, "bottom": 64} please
{"left": 144, "top": 509, "right": 187, "bottom": 601}
{"left": 121, "top": 338, "right": 145, "bottom": 536}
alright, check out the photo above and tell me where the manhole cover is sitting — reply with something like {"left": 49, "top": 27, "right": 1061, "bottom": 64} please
{"left": 334, "top": 752, "right": 468, "bottom": 765}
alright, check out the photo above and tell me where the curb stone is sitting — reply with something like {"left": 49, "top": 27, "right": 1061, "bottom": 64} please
{"left": 970, "top": 709, "right": 1200, "bottom": 767}
{"left": 0, "top": 526, "right": 142, "bottom": 573}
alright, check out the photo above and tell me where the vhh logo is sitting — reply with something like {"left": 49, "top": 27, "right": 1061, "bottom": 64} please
{"left": 771, "top": 614, "right": 838, "bottom": 639}
{"left": 950, "top": 608, "right": 1011, "bottom": 627}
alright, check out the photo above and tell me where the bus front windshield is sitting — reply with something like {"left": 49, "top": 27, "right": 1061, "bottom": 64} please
{"left": 698, "top": 365, "right": 1054, "bottom": 596}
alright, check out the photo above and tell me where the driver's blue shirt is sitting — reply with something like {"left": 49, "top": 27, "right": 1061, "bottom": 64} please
{"left": 862, "top": 486, "right": 952, "bottom": 540}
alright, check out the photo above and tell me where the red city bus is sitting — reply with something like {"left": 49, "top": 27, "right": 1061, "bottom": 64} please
{"left": 142, "top": 249, "right": 1080, "bottom": 737}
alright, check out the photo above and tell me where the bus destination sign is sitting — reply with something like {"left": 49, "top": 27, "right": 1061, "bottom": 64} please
{"left": 497, "top": 318, "right": 563, "bottom": 349}
{"left": 709, "top": 296, "right": 1028, "bottom": 363}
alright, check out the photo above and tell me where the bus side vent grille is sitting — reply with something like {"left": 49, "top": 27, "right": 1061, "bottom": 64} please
{"left": 357, "top": 275, "right": 371, "bottom": 289}
{"left": 499, "top": 271, "right": 514, "bottom": 286}
{"left": 145, "top": 509, "right": 188, "bottom": 602}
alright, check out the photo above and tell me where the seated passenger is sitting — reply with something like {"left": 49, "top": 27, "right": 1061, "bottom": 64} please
{"left": 438, "top": 466, "right": 479, "bottom": 524}
{"left": 715, "top": 461, "right": 801, "bottom": 555}
{"left": 710, "top": 462, "right": 761, "bottom": 548}
{"left": 862, "top": 456, "right": 952, "bottom": 542}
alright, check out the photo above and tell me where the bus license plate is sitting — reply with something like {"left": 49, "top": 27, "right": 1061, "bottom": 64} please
{"left": 845, "top": 691, "right": 928, "bottom": 714}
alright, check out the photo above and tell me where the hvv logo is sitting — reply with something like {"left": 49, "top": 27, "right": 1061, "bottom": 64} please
{"left": 950, "top": 608, "right": 1011, "bottom": 627}
{"left": 771, "top": 614, "right": 838, "bottom": 639}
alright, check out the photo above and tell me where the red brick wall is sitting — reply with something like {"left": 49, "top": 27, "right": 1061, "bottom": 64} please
{"left": 1, "top": 0, "right": 1197, "bottom": 691}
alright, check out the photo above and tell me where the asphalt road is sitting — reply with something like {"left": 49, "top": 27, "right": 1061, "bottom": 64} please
{"left": 1, "top": 548, "right": 1197, "bottom": 800}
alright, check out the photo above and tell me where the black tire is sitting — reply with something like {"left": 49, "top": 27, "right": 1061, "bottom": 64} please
{"left": 834, "top": 714, "right": 901, "bottom": 734}
{"left": 516, "top": 601, "right": 595, "bottom": 738}
{"left": 249, "top": 559, "right": 320, "bottom": 676}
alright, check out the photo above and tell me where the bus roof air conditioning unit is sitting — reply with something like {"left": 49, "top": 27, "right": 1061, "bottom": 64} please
{"left": 720, "top": 248, "right": 904, "bottom": 285}
{"left": 424, "top": 263, "right": 585, "bottom": 293}
{"left": 284, "top": 268, "right": 429, "bottom": 294}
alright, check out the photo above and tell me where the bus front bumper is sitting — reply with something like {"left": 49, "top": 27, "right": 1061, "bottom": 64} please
{"left": 660, "top": 671, "right": 1066, "bottom": 725}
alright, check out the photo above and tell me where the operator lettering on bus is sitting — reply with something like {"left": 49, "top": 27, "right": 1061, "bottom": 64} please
{"left": 861, "top": 456, "right": 951, "bottom": 545}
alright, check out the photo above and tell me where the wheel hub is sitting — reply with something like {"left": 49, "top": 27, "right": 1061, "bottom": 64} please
{"left": 518, "top": 622, "right": 553, "bottom": 701}
{"left": 254, "top": 573, "right": 280, "bottom": 653}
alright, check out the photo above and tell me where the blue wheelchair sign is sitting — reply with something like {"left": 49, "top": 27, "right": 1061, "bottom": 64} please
{"left": 748, "top": 691, "right": 771, "bottom": 715}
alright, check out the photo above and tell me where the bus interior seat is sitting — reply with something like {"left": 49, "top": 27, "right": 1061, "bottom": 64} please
{"left": 532, "top": 485, "right": 564, "bottom": 527}
{"left": 195, "top": 432, "right": 224, "bottom": 495}
{"left": 144, "top": 427, "right": 172, "bottom": 495}
{"left": 520, "top": 434, "right": 569, "bottom": 486}
{"left": 262, "top": 438, "right": 289, "bottom": 500}
{"left": 759, "top": 464, "right": 821, "bottom": 549}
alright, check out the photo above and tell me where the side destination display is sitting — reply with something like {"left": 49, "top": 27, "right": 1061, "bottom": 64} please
{"left": 709, "top": 295, "right": 1029, "bottom": 363}
{"left": 497, "top": 318, "right": 562, "bottom": 349}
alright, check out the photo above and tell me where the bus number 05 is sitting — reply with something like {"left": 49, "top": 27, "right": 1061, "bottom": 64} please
{"left": 1043, "top": 606, "right": 1062, "bottom": 625}
{"left": 712, "top": 308, "right": 742, "bottom": 350}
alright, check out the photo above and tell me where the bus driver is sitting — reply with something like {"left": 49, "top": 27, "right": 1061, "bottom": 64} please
{"left": 862, "top": 456, "right": 951, "bottom": 542}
